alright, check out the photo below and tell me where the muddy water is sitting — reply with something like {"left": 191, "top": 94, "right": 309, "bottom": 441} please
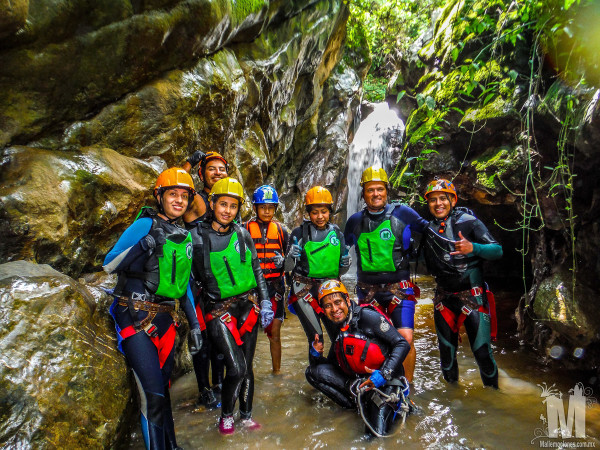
{"left": 130, "top": 276, "right": 600, "bottom": 448}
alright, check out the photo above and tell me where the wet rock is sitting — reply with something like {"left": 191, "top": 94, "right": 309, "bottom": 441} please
{"left": 0, "top": 0, "right": 28, "bottom": 40}
{"left": 532, "top": 269, "right": 600, "bottom": 353}
{"left": 0, "top": 260, "right": 130, "bottom": 448}
{"left": 0, "top": 146, "right": 158, "bottom": 278}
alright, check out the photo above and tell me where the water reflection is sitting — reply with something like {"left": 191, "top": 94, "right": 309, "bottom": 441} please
{"left": 130, "top": 276, "right": 600, "bottom": 448}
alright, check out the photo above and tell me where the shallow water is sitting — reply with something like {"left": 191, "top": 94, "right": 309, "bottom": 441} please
{"left": 130, "top": 276, "right": 600, "bottom": 449}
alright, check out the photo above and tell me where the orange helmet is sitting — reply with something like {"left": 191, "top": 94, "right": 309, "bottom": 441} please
{"left": 318, "top": 280, "right": 349, "bottom": 303}
{"left": 199, "top": 151, "right": 229, "bottom": 178}
{"left": 424, "top": 178, "right": 457, "bottom": 201}
{"left": 154, "top": 167, "right": 196, "bottom": 198}
{"left": 305, "top": 186, "right": 333, "bottom": 206}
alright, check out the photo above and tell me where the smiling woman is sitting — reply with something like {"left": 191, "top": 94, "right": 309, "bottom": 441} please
{"left": 102, "top": 167, "right": 202, "bottom": 450}
{"left": 189, "top": 177, "right": 272, "bottom": 435}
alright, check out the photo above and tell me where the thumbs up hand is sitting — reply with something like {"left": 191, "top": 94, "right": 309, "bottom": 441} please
{"left": 450, "top": 231, "right": 473, "bottom": 255}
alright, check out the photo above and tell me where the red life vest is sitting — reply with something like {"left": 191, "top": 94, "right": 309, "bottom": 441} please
{"left": 334, "top": 330, "right": 386, "bottom": 376}
{"left": 245, "top": 220, "right": 285, "bottom": 279}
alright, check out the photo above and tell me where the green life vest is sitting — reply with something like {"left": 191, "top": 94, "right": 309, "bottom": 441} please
{"left": 303, "top": 227, "right": 342, "bottom": 278}
{"left": 125, "top": 207, "right": 193, "bottom": 299}
{"left": 209, "top": 231, "right": 257, "bottom": 298}
{"left": 357, "top": 219, "right": 396, "bottom": 272}
{"left": 154, "top": 232, "right": 193, "bottom": 298}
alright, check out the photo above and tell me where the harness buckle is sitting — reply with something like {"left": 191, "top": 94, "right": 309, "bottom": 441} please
{"left": 253, "top": 304, "right": 260, "bottom": 313}
{"left": 461, "top": 305, "right": 472, "bottom": 316}
{"left": 275, "top": 292, "right": 282, "bottom": 301}
{"left": 220, "top": 312, "right": 232, "bottom": 323}
{"left": 471, "top": 286, "right": 483, "bottom": 297}
{"left": 132, "top": 292, "right": 147, "bottom": 302}
{"left": 391, "top": 296, "right": 402, "bottom": 306}
{"left": 369, "top": 299, "right": 380, "bottom": 308}
{"left": 143, "top": 322, "right": 158, "bottom": 338}
{"left": 435, "top": 303, "right": 444, "bottom": 311}
{"left": 303, "top": 293, "right": 313, "bottom": 303}
{"left": 398, "top": 281, "right": 411, "bottom": 290}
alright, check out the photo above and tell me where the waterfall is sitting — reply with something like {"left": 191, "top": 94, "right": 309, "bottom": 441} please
{"left": 346, "top": 103, "right": 405, "bottom": 219}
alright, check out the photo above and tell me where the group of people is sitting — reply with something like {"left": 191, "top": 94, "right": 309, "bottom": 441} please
{"left": 103, "top": 150, "right": 502, "bottom": 448}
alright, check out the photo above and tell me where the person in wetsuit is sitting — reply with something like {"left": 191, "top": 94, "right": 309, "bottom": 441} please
{"left": 423, "top": 178, "right": 502, "bottom": 388}
{"left": 182, "top": 150, "right": 229, "bottom": 407}
{"left": 103, "top": 167, "right": 203, "bottom": 450}
{"left": 344, "top": 167, "right": 428, "bottom": 385}
{"left": 244, "top": 185, "right": 290, "bottom": 374}
{"left": 190, "top": 177, "right": 272, "bottom": 435}
{"left": 285, "top": 186, "right": 351, "bottom": 366}
{"left": 305, "top": 280, "right": 412, "bottom": 437}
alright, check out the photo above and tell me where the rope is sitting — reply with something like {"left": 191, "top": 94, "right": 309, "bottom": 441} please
{"left": 355, "top": 379, "right": 410, "bottom": 438}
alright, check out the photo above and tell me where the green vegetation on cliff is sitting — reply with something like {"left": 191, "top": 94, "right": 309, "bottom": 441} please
{"left": 345, "top": 0, "right": 445, "bottom": 101}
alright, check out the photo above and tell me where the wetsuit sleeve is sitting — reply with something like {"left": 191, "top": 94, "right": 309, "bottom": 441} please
{"left": 467, "top": 218, "right": 502, "bottom": 261}
{"left": 360, "top": 309, "right": 410, "bottom": 380}
{"left": 182, "top": 283, "right": 201, "bottom": 330}
{"left": 243, "top": 228, "right": 269, "bottom": 302}
{"left": 393, "top": 204, "right": 428, "bottom": 234}
{"left": 281, "top": 225, "right": 290, "bottom": 256}
{"left": 284, "top": 226, "right": 302, "bottom": 272}
{"left": 343, "top": 213, "right": 360, "bottom": 248}
{"left": 336, "top": 225, "right": 350, "bottom": 276}
{"left": 102, "top": 217, "right": 153, "bottom": 273}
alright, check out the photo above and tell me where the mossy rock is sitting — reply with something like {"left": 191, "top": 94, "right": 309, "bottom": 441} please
{"left": 43, "top": 48, "right": 247, "bottom": 166}
{"left": 0, "top": 146, "right": 157, "bottom": 277}
{"left": 470, "top": 145, "right": 524, "bottom": 193}
{"left": 533, "top": 268, "right": 600, "bottom": 348}
{"left": 0, "top": 0, "right": 28, "bottom": 40}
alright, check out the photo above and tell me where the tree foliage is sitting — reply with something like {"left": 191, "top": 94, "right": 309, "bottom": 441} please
{"left": 345, "top": 0, "right": 445, "bottom": 80}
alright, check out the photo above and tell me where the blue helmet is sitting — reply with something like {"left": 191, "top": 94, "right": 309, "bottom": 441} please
{"left": 252, "top": 185, "right": 279, "bottom": 205}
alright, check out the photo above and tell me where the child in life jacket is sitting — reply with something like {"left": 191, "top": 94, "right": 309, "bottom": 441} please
{"left": 244, "top": 185, "right": 289, "bottom": 374}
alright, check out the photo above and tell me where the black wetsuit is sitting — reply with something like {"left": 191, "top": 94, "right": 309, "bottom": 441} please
{"left": 305, "top": 302, "right": 411, "bottom": 436}
{"left": 190, "top": 222, "right": 269, "bottom": 419}
{"left": 184, "top": 190, "right": 225, "bottom": 399}
{"left": 423, "top": 207, "right": 502, "bottom": 387}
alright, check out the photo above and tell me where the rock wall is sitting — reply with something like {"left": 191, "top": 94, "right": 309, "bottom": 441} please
{"left": 0, "top": 1, "right": 363, "bottom": 446}
{"left": 388, "top": 0, "right": 600, "bottom": 371}
{"left": 0, "top": 0, "right": 361, "bottom": 278}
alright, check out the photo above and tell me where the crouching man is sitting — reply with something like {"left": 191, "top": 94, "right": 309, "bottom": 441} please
{"left": 305, "top": 280, "right": 413, "bottom": 437}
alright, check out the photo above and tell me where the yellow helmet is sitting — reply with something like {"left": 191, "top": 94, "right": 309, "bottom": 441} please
{"left": 360, "top": 166, "right": 389, "bottom": 186}
{"left": 154, "top": 167, "right": 196, "bottom": 197}
{"left": 209, "top": 177, "right": 245, "bottom": 204}
{"left": 305, "top": 186, "right": 333, "bottom": 206}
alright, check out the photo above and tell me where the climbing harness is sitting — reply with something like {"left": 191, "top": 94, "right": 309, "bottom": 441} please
{"left": 288, "top": 274, "right": 325, "bottom": 315}
{"left": 116, "top": 296, "right": 180, "bottom": 339}
{"left": 357, "top": 280, "right": 419, "bottom": 316}
{"left": 433, "top": 285, "right": 497, "bottom": 341}
{"left": 205, "top": 292, "right": 260, "bottom": 346}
